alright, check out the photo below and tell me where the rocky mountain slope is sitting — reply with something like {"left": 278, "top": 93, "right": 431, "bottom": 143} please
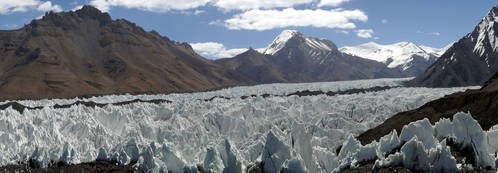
{"left": 215, "top": 48, "right": 285, "bottom": 83}
{"left": 340, "top": 42, "right": 448, "bottom": 76}
{"left": 0, "top": 6, "right": 249, "bottom": 100}
{"left": 410, "top": 6, "right": 498, "bottom": 87}
{"left": 216, "top": 30, "right": 404, "bottom": 83}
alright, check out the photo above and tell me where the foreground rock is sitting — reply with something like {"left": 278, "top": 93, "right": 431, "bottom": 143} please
{"left": 0, "top": 161, "right": 133, "bottom": 173}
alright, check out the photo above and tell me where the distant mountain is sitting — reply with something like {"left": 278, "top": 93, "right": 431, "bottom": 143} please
{"left": 263, "top": 29, "right": 336, "bottom": 57}
{"left": 340, "top": 42, "right": 449, "bottom": 76}
{"left": 0, "top": 6, "right": 249, "bottom": 100}
{"left": 419, "top": 44, "right": 452, "bottom": 57}
{"left": 216, "top": 30, "right": 403, "bottom": 83}
{"left": 215, "top": 48, "right": 285, "bottom": 83}
{"left": 410, "top": 6, "right": 498, "bottom": 87}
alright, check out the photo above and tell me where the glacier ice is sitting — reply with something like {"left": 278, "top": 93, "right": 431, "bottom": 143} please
{"left": 338, "top": 135, "right": 361, "bottom": 159}
{"left": 155, "top": 143, "right": 185, "bottom": 173}
{"left": 282, "top": 158, "right": 308, "bottom": 173}
{"left": 262, "top": 130, "right": 291, "bottom": 173}
{"left": 399, "top": 118, "right": 437, "bottom": 148}
{"left": 219, "top": 139, "right": 242, "bottom": 173}
{"left": 400, "top": 137, "right": 430, "bottom": 171}
{"left": 427, "top": 140, "right": 458, "bottom": 173}
{"left": 313, "top": 147, "right": 339, "bottom": 172}
{"left": 376, "top": 130, "right": 400, "bottom": 158}
{"left": 0, "top": 77, "right": 413, "bottom": 107}
{"left": 0, "top": 78, "right": 477, "bottom": 172}
{"left": 96, "top": 147, "right": 108, "bottom": 162}
{"left": 441, "top": 112, "right": 495, "bottom": 168}
{"left": 367, "top": 112, "right": 496, "bottom": 172}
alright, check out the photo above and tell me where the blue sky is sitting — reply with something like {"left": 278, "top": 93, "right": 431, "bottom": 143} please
{"left": 0, "top": 0, "right": 496, "bottom": 59}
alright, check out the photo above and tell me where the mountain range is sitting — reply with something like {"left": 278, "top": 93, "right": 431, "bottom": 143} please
{"left": 356, "top": 5, "right": 498, "bottom": 163}
{"left": 409, "top": 6, "right": 498, "bottom": 87}
{"left": 340, "top": 41, "right": 449, "bottom": 76}
{"left": 216, "top": 30, "right": 404, "bottom": 83}
{"left": 0, "top": 6, "right": 250, "bottom": 100}
{"left": 1, "top": 5, "right": 496, "bottom": 100}
{"left": 0, "top": 7, "right": 416, "bottom": 100}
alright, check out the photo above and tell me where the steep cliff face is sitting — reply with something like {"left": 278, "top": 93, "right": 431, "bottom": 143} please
{"left": 0, "top": 6, "right": 248, "bottom": 100}
{"left": 410, "top": 6, "right": 498, "bottom": 87}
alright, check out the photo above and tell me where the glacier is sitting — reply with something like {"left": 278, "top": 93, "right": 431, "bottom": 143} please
{"left": 0, "top": 78, "right": 477, "bottom": 172}
{"left": 367, "top": 112, "right": 497, "bottom": 172}
{"left": 0, "top": 77, "right": 410, "bottom": 107}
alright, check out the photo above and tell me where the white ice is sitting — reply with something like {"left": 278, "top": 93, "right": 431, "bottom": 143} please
{"left": 0, "top": 78, "right": 475, "bottom": 172}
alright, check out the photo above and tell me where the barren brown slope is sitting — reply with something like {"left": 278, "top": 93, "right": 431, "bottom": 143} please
{"left": 0, "top": 6, "right": 250, "bottom": 100}
{"left": 358, "top": 72, "right": 498, "bottom": 145}
{"left": 215, "top": 48, "right": 286, "bottom": 83}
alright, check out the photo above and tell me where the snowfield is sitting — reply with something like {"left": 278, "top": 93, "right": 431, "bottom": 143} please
{"left": 340, "top": 42, "right": 448, "bottom": 70}
{"left": 0, "top": 78, "right": 478, "bottom": 172}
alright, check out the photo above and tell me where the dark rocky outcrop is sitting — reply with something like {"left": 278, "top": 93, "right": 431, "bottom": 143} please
{"left": 410, "top": 6, "right": 498, "bottom": 87}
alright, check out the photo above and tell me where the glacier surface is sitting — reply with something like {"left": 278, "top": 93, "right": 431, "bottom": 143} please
{"left": 0, "top": 78, "right": 476, "bottom": 172}
{"left": 0, "top": 77, "right": 410, "bottom": 107}
{"left": 367, "top": 112, "right": 497, "bottom": 172}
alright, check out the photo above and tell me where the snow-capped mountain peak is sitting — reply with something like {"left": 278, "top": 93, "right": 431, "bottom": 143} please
{"left": 471, "top": 6, "right": 498, "bottom": 56}
{"left": 411, "top": 6, "right": 498, "bottom": 87}
{"left": 340, "top": 42, "right": 447, "bottom": 74}
{"left": 420, "top": 43, "right": 453, "bottom": 57}
{"left": 263, "top": 30, "right": 301, "bottom": 55}
{"left": 263, "top": 30, "right": 335, "bottom": 56}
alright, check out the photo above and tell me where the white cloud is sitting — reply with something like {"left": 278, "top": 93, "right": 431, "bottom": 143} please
{"left": 318, "top": 0, "right": 351, "bottom": 7}
{"left": 0, "top": 0, "right": 62, "bottom": 14}
{"left": 223, "top": 8, "right": 367, "bottom": 31}
{"left": 429, "top": 32, "right": 441, "bottom": 36}
{"left": 37, "top": 1, "right": 62, "bottom": 12}
{"left": 0, "top": 24, "right": 19, "bottom": 29}
{"left": 194, "top": 10, "right": 205, "bottom": 15}
{"left": 89, "top": 0, "right": 211, "bottom": 12}
{"left": 190, "top": 42, "right": 249, "bottom": 59}
{"left": 356, "top": 29, "right": 373, "bottom": 38}
{"left": 417, "top": 30, "right": 441, "bottom": 36}
{"left": 213, "top": 0, "right": 312, "bottom": 11}
{"left": 381, "top": 19, "right": 388, "bottom": 24}
{"left": 178, "top": 9, "right": 206, "bottom": 15}
{"left": 337, "top": 30, "right": 349, "bottom": 34}
{"left": 71, "top": 5, "right": 84, "bottom": 11}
